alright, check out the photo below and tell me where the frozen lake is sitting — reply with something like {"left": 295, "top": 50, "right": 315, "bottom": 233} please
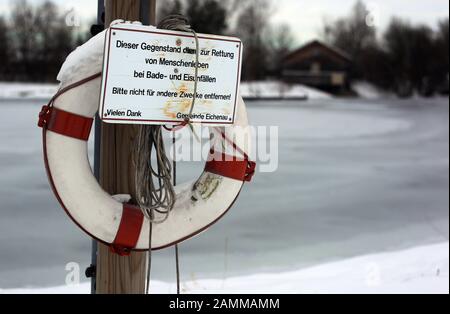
{"left": 0, "top": 97, "right": 448, "bottom": 289}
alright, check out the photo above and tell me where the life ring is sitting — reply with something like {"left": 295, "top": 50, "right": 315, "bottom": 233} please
{"left": 37, "top": 25, "right": 255, "bottom": 255}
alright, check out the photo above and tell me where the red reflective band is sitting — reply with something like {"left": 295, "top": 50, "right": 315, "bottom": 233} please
{"left": 110, "top": 204, "right": 144, "bottom": 256}
{"left": 38, "top": 106, "right": 93, "bottom": 141}
{"left": 205, "top": 151, "right": 256, "bottom": 182}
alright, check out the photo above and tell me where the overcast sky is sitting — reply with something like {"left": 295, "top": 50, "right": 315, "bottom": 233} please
{"left": 0, "top": 0, "right": 448, "bottom": 44}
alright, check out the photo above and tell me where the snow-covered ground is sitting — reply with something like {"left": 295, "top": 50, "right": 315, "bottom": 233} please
{"left": 0, "top": 80, "right": 397, "bottom": 101}
{"left": 352, "top": 81, "right": 393, "bottom": 99}
{"left": 240, "top": 81, "right": 332, "bottom": 100}
{"left": 1, "top": 242, "right": 447, "bottom": 294}
{"left": 0, "top": 82, "right": 58, "bottom": 99}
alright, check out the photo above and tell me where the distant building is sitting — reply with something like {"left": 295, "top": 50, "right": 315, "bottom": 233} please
{"left": 281, "top": 40, "right": 352, "bottom": 94}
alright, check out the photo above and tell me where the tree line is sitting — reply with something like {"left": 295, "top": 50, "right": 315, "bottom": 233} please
{"left": 158, "top": 0, "right": 295, "bottom": 81}
{"left": 323, "top": 1, "right": 449, "bottom": 96}
{"left": 0, "top": 0, "right": 448, "bottom": 98}
{"left": 165, "top": 0, "right": 449, "bottom": 96}
{"left": 0, "top": 0, "right": 86, "bottom": 82}
{"left": 0, "top": 0, "right": 292, "bottom": 84}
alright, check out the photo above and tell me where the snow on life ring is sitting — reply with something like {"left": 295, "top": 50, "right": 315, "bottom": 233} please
{"left": 37, "top": 25, "right": 255, "bottom": 255}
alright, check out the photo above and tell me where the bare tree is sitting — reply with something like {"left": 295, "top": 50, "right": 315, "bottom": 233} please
{"left": 186, "top": 0, "right": 227, "bottom": 34}
{"left": 9, "top": 0, "right": 38, "bottom": 80}
{"left": 438, "top": 18, "right": 449, "bottom": 50}
{"left": 437, "top": 18, "right": 449, "bottom": 77}
{"left": 384, "top": 18, "right": 440, "bottom": 96}
{"left": 35, "top": 1, "right": 74, "bottom": 81}
{"left": 157, "top": 0, "right": 183, "bottom": 21}
{"left": 437, "top": 18, "right": 450, "bottom": 94}
{"left": 8, "top": 0, "right": 74, "bottom": 81}
{"left": 158, "top": 0, "right": 228, "bottom": 35}
{"left": 0, "top": 16, "right": 11, "bottom": 79}
{"left": 234, "top": 0, "right": 272, "bottom": 81}
{"left": 266, "top": 23, "right": 296, "bottom": 74}
{"left": 324, "top": 1, "right": 376, "bottom": 55}
{"left": 156, "top": 0, "right": 273, "bottom": 80}
{"left": 323, "top": 0, "right": 376, "bottom": 78}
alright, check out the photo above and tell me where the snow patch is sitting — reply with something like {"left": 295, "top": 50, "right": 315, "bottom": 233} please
{"left": 0, "top": 31, "right": 107, "bottom": 100}
{"left": 240, "top": 81, "right": 333, "bottom": 100}
{"left": 0, "top": 82, "right": 57, "bottom": 100}
{"left": 2, "top": 242, "right": 447, "bottom": 294}
{"left": 0, "top": 80, "right": 332, "bottom": 101}
{"left": 57, "top": 30, "right": 106, "bottom": 87}
{"left": 353, "top": 81, "right": 392, "bottom": 99}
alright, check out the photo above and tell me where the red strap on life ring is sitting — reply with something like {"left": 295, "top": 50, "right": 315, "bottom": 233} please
{"left": 110, "top": 204, "right": 144, "bottom": 256}
{"left": 204, "top": 129, "right": 256, "bottom": 182}
{"left": 38, "top": 73, "right": 145, "bottom": 255}
{"left": 37, "top": 72, "right": 101, "bottom": 140}
{"left": 38, "top": 105, "right": 93, "bottom": 141}
{"left": 205, "top": 151, "right": 256, "bottom": 182}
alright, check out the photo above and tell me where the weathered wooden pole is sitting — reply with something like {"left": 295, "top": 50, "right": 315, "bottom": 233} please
{"left": 96, "top": 0, "right": 156, "bottom": 294}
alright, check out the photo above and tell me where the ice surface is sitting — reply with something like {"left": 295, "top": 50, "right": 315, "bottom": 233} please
{"left": 0, "top": 96, "right": 448, "bottom": 291}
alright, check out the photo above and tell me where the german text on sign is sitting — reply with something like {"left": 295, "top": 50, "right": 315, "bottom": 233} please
{"left": 99, "top": 24, "right": 243, "bottom": 125}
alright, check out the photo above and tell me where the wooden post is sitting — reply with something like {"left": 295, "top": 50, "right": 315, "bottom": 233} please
{"left": 96, "top": 0, "right": 156, "bottom": 294}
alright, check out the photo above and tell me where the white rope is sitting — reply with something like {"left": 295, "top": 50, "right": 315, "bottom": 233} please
{"left": 135, "top": 125, "right": 175, "bottom": 224}
{"left": 158, "top": 14, "right": 200, "bottom": 124}
{"left": 134, "top": 14, "right": 201, "bottom": 294}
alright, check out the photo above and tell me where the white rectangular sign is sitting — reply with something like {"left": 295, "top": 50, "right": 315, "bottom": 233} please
{"left": 99, "top": 24, "right": 243, "bottom": 125}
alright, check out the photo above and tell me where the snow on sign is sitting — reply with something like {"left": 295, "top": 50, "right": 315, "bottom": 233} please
{"left": 99, "top": 24, "right": 243, "bottom": 125}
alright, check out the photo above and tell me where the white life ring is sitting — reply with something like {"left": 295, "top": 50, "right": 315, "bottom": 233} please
{"left": 38, "top": 26, "right": 255, "bottom": 255}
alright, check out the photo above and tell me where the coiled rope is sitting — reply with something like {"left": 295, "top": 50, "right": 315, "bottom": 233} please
{"left": 134, "top": 14, "right": 200, "bottom": 294}
{"left": 160, "top": 14, "right": 200, "bottom": 131}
